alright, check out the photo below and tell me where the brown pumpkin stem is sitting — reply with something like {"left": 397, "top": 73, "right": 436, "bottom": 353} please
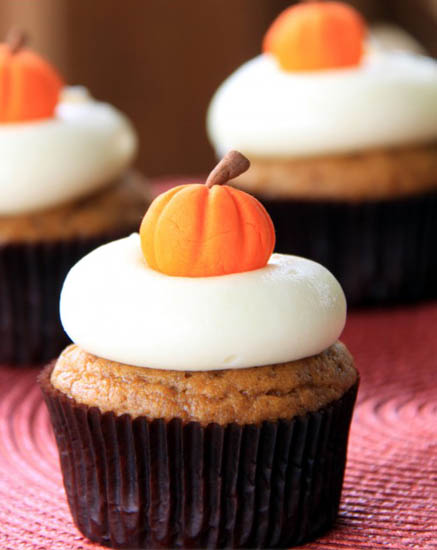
{"left": 205, "top": 150, "right": 250, "bottom": 188}
{"left": 6, "top": 28, "right": 28, "bottom": 54}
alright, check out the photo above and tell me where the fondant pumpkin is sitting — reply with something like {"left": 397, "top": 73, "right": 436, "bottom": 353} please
{"left": 0, "top": 30, "right": 63, "bottom": 122}
{"left": 140, "top": 151, "right": 275, "bottom": 277}
{"left": 263, "top": 1, "right": 366, "bottom": 72}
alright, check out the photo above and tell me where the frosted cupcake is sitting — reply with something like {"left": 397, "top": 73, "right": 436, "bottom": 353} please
{"left": 40, "top": 152, "right": 358, "bottom": 549}
{"left": 0, "top": 31, "right": 148, "bottom": 364}
{"left": 207, "top": 2, "right": 437, "bottom": 305}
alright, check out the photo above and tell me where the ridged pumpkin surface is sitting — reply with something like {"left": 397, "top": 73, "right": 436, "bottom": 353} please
{"left": 140, "top": 184, "right": 275, "bottom": 277}
{"left": 263, "top": 1, "right": 366, "bottom": 72}
{"left": 0, "top": 44, "right": 63, "bottom": 122}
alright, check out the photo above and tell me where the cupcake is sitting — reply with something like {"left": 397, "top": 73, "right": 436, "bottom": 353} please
{"left": 40, "top": 152, "right": 358, "bottom": 548}
{"left": 0, "top": 31, "right": 148, "bottom": 364}
{"left": 207, "top": 2, "right": 437, "bottom": 306}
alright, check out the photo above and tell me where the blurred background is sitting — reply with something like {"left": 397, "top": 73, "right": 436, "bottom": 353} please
{"left": 1, "top": 0, "right": 435, "bottom": 177}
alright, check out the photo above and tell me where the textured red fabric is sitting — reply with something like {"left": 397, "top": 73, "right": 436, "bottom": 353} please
{"left": 0, "top": 179, "right": 436, "bottom": 548}
{"left": 0, "top": 302, "right": 436, "bottom": 549}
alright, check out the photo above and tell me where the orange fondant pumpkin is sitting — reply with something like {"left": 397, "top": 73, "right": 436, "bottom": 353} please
{"left": 0, "top": 31, "right": 63, "bottom": 122}
{"left": 263, "top": 1, "right": 366, "bottom": 72}
{"left": 140, "top": 182, "right": 275, "bottom": 278}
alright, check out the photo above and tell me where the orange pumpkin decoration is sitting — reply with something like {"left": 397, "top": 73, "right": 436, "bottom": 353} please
{"left": 140, "top": 151, "right": 276, "bottom": 277}
{"left": 263, "top": 1, "right": 366, "bottom": 72}
{"left": 0, "top": 29, "right": 63, "bottom": 123}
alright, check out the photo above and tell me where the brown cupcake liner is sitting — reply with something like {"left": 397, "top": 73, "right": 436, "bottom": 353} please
{"left": 0, "top": 232, "right": 134, "bottom": 366}
{"left": 39, "top": 364, "right": 358, "bottom": 549}
{"left": 257, "top": 191, "right": 437, "bottom": 306}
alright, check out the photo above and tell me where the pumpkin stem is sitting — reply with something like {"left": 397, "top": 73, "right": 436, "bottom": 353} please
{"left": 205, "top": 150, "right": 250, "bottom": 188}
{"left": 7, "top": 28, "right": 28, "bottom": 54}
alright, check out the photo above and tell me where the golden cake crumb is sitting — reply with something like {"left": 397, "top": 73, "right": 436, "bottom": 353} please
{"left": 233, "top": 142, "right": 437, "bottom": 201}
{"left": 0, "top": 173, "right": 151, "bottom": 243}
{"left": 50, "top": 342, "right": 358, "bottom": 425}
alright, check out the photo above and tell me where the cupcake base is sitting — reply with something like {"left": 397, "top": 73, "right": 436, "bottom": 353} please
{"left": 40, "top": 364, "right": 358, "bottom": 549}
{"left": 0, "top": 172, "right": 150, "bottom": 365}
{"left": 258, "top": 192, "right": 437, "bottom": 306}
{"left": 0, "top": 233, "right": 133, "bottom": 365}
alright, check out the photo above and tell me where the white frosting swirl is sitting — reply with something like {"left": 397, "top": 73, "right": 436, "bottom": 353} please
{"left": 207, "top": 51, "right": 437, "bottom": 158}
{"left": 369, "top": 24, "right": 427, "bottom": 56}
{"left": 0, "top": 87, "right": 137, "bottom": 215}
{"left": 60, "top": 233, "right": 346, "bottom": 371}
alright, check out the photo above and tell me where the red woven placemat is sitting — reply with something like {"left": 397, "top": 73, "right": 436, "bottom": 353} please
{"left": 1, "top": 177, "right": 436, "bottom": 549}
{"left": 0, "top": 302, "right": 436, "bottom": 549}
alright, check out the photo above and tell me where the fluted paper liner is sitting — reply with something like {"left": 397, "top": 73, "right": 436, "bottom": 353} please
{"left": 40, "top": 365, "right": 358, "bottom": 549}
{"left": 258, "top": 192, "right": 437, "bottom": 306}
{"left": 0, "top": 233, "right": 134, "bottom": 365}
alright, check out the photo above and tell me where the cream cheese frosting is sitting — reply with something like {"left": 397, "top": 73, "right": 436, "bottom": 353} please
{"left": 369, "top": 24, "right": 427, "bottom": 56}
{"left": 207, "top": 51, "right": 437, "bottom": 158}
{"left": 0, "top": 87, "right": 137, "bottom": 215}
{"left": 60, "top": 233, "right": 346, "bottom": 371}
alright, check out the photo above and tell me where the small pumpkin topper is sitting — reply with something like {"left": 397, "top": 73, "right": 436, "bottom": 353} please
{"left": 140, "top": 151, "right": 276, "bottom": 277}
{"left": 263, "top": 1, "right": 366, "bottom": 72}
{"left": 0, "top": 29, "right": 63, "bottom": 122}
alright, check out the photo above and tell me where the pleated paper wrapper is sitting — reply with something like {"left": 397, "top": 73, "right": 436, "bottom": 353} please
{"left": 0, "top": 232, "right": 134, "bottom": 366}
{"left": 257, "top": 192, "right": 437, "bottom": 306}
{"left": 40, "top": 365, "right": 358, "bottom": 549}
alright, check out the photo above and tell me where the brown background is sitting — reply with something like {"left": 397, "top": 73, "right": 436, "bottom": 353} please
{"left": 0, "top": 0, "right": 436, "bottom": 177}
